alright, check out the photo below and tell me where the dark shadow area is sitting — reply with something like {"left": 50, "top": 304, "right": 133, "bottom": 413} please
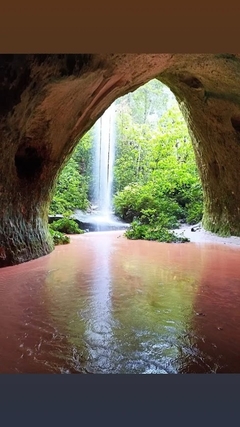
{"left": 181, "top": 75, "right": 203, "bottom": 89}
{"left": 231, "top": 115, "right": 240, "bottom": 132}
{"left": 15, "top": 146, "right": 44, "bottom": 180}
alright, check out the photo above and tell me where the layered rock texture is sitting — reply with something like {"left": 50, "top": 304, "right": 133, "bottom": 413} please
{"left": 1, "top": 53, "right": 240, "bottom": 267}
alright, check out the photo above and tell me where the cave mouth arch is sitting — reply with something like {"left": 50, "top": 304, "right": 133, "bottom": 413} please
{"left": 50, "top": 78, "right": 203, "bottom": 231}
{"left": 2, "top": 53, "right": 240, "bottom": 268}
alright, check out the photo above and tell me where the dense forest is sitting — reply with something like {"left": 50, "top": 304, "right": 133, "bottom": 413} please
{"left": 49, "top": 79, "right": 203, "bottom": 244}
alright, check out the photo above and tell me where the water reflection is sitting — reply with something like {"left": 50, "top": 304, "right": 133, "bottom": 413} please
{"left": 182, "top": 245, "right": 240, "bottom": 373}
{"left": 79, "top": 234, "right": 115, "bottom": 371}
{"left": 108, "top": 239, "right": 199, "bottom": 373}
{"left": 0, "top": 231, "right": 240, "bottom": 373}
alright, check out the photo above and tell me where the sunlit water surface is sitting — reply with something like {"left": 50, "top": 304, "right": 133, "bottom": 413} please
{"left": 0, "top": 231, "right": 240, "bottom": 374}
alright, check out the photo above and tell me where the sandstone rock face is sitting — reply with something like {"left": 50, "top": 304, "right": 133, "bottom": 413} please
{"left": 1, "top": 53, "right": 240, "bottom": 266}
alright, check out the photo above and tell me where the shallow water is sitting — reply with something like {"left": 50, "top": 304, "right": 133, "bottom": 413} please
{"left": 0, "top": 231, "right": 240, "bottom": 374}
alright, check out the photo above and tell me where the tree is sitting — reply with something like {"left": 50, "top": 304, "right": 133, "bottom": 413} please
{"left": 2, "top": 54, "right": 240, "bottom": 267}
{"left": 117, "top": 79, "right": 174, "bottom": 125}
{"left": 113, "top": 95, "right": 203, "bottom": 242}
{"left": 113, "top": 110, "right": 153, "bottom": 193}
{"left": 50, "top": 79, "right": 203, "bottom": 245}
{"left": 49, "top": 130, "right": 94, "bottom": 215}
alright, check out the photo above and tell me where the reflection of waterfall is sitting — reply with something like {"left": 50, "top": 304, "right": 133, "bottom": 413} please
{"left": 83, "top": 234, "right": 115, "bottom": 371}
{"left": 92, "top": 103, "right": 116, "bottom": 216}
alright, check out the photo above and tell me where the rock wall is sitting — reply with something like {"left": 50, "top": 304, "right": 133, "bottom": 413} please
{"left": 1, "top": 54, "right": 240, "bottom": 266}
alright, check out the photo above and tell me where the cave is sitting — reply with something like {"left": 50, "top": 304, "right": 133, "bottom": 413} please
{"left": 1, "top": 53, "right": 240, "bottom": 267}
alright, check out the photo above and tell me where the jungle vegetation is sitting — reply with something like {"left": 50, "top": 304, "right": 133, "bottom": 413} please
{"left": 49, "top": 79, "right": 203, "bottom": 243}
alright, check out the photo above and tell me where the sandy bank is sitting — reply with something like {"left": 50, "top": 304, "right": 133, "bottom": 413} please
{"left": 173, "top": 223, "right": 240, "bottom": 247}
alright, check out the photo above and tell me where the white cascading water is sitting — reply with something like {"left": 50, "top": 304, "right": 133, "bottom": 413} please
{"left": 74, "top": 101, "right": 128, "bottom": 230}
{"left": 92, "top": 103, "right": 116, "bottom": 216}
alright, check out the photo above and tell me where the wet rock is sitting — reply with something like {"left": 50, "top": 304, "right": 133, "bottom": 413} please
{"left": 3, "top": 54, "right": 240, "bottom": 266}
{"left": 48, "top": 214, "right": 64, "bottom": 224}
{"left": 191, "top": 224, "right": 202, "bottom": 232}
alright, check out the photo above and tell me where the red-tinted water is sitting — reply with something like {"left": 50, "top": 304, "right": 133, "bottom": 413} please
{"left": 0, "top": 231, "right": 240, "bottom": 373}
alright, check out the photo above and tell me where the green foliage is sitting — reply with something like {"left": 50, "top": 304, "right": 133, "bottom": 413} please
{"left": 50, "top": 157, "right": 89, "bottom": 215}
{"left": 114, "top": 183, "right": 182, "bottom": 227}
{"left": 113, "top": 183, "right": 152, "bottom": 222}
{"left": 116, "top": 79, "right": 174, "bottom": 125}
{"left": 125, "top": 220, "right": 189, "bottom": 243}
{"left": 49, "top": 78, "right": 203, "bottom": 245}
{"left": 113, "top": 115, "right": 153, "bottom": 193}
{"left": 49, "top": 218, "right": 84, "bottom": 234}
{"left": 49, "top": 228, "right": 70, "bottom": 245}
{"left": 49, "top": 130, "right": 93, "bottom": 215}
{"left": 72, "top": 129, "right": 94, "bottom": 184}
{"left": 113, "top": 96, "right": 203, "bottom": 243}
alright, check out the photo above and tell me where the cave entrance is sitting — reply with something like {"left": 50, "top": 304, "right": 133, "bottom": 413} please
{"left": 49, "top": 79, "right": 203, "bottom": 235}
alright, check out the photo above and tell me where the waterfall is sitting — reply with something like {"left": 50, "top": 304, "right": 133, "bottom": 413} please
{"left": 74, "top": 102, "right": 129, "bottom": 231}
{"left": 92, "top": 103, "right": 116, "bottom": 216}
